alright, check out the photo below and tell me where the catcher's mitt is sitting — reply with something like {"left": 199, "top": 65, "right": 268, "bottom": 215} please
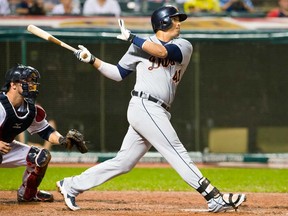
{"left": 59, "top": 129, "right": 88, "bottom": 153}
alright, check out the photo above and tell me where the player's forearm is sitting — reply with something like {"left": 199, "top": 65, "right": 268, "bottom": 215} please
{"left": 48, "top": 131, "right": 63, "bottom": 145}
{"left": 243, "top": 3, "right": 254, "bottom": 12}
{"left": 221, "top": 0, "right": 234, "bottom": 10}
{"left": 128, "top": 34, "right": 168, "bottom": 58}
{"left": 92, "top": 57, "right": 101, "bottom": 69}
{"left": 92, "top": 59, "right": 122, "bottom": 82}
{"left": 142, "top": 40, "right": 168, "bottom": 58}
{"left": 116, "top": 19, "right": 168, "bottom": 58}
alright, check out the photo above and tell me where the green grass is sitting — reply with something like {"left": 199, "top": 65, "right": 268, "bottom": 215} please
{"left": 1, "top": 166, "right": 287, "bottom": 192}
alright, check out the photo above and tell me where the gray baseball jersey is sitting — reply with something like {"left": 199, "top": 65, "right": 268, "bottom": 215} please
{"left": 119, "top": 35, "right": 192, "bottom": 105}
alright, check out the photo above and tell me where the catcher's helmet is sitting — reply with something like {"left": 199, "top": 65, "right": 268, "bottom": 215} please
{"left": 1, "top": 64, "right": 40, "bottom": 100}
{"left": 151, "top": 5, "right": 187, "bottom": 33}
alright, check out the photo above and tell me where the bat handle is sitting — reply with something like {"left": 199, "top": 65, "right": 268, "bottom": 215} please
{"left": 49, "top": 35, "right": 76, "bottom": 53}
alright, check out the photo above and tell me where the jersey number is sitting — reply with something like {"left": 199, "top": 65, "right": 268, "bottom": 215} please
{"left": 172, "top": 70, "right": 181, "bottom": 84}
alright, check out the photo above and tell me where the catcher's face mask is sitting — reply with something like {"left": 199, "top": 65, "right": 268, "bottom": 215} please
{"left": 20, "top": 69, "right": 40, "bottom": 100}
{"left": 2, "top": 64, "right": 40, "bottom": 103}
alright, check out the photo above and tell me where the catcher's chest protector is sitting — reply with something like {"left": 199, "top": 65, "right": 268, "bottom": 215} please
{"left": 0, "top": 94, "right": 35, "bottom": 142}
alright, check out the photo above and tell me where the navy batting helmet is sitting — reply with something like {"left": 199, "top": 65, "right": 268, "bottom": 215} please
{"left": 151, "top": 5, "right": 187, "bottom": 33}
{"left": 1, "top": 64, "right": 40, "bottom": 100}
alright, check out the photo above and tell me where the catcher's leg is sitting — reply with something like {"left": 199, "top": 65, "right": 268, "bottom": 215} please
{"left": 17, "top": 146, "right": 54, "bottom": 202}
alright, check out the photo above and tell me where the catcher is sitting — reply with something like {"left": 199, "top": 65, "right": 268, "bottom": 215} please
{"left": 0, "top": 64, "right": 88, "bottom": 202}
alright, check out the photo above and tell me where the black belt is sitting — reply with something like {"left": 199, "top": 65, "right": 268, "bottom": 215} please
{"left": 131, "top": 90, "right": 170, "bottom": 111}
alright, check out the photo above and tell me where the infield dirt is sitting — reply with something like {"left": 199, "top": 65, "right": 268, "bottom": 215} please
{"left": 0, "top": 162, "right": 287, "bottom": 215}
{"left": 0, "top": 191, "right": 287, "bottom": 216}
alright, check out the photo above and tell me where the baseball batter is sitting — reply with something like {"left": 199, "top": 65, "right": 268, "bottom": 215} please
{"left": 57, "top": 5, "right": 246, "bottom": 212}
{"left": 0, "top": 64, "right": 87, "bottom": 202}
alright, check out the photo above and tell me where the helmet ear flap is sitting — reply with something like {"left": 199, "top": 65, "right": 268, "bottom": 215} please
{"left": 160, "top": 16, "right": 172, "bottom": 30}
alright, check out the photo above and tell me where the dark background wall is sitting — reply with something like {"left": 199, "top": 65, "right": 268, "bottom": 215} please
{"left": 1, "top": 37, "right": 288, "bottom": 153}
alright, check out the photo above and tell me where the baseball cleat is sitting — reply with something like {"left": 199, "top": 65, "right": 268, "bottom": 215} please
{"left": 56, "top": 180, "right": 80, "bottom": 211}
{"left": 17, "top": 190, "right": 54, "bottom": 202}
{"left": 208, "top": 193, "right": 246, "bottom": 213}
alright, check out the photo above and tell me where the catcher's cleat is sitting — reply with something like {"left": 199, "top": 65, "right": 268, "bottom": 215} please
{"left": 207, "top": 193, "right": 246, "bottom": 213}
{"left": 56, "top": 180, "right": 80, "bottom": 211}
{"left": 17, "top": 190, "right": 54, "bottom": 202}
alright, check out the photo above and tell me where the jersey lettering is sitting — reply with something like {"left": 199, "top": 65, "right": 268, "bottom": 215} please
{"left": 148, "top": 56, "right": 175, "bottom": 70}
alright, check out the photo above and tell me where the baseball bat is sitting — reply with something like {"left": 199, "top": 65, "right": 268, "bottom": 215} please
{"left": 27, "top": 24, "right": 77, "bottom": 53}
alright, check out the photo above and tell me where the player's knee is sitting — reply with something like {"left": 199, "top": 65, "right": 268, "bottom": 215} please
{"left": 26, "top": 146, "right": 51, "bottom": 167}
{"left": 119, "top": 162, "right": 134, "bottom": 173}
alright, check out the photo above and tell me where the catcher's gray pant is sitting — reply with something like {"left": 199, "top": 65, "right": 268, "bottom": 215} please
{"left": 1, "top": 141, "right": 50, "bottom": 200}
{"left": 0, "top": 141, "right": 30, "bottom": 168}
{"left": 63, "top": 97, "right": 204, "bottom": 196}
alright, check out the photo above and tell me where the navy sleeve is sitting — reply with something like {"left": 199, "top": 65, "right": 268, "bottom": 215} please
{"left": 117, "top": 64, "right": 134, "bottom": 79}
{"left": 165, "top": 44, "right": 183, "bottom": 63}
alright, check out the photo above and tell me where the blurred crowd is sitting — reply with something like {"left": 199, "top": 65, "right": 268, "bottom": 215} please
{"left": 0, "top": 0, "right": 287, "bottom": 17}
{"left": 0, "top": 0, "right": 121, "bottom": 16}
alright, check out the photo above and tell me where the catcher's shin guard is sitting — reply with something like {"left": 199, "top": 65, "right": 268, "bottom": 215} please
{"left": 18, "top": 146, "right": 52, "bottom": 202}
{"left": 26, "top": 146, "right": 51, "bottom": 168}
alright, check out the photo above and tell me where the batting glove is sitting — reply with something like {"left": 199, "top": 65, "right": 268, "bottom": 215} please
{"left": 117, "top": 19, "right": 135, "bottom": 43}
{"left": 74, "top": 45, "right": 95, "bottom": 64}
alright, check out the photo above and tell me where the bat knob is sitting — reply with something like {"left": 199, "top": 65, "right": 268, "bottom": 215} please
{"left": 81, "top": 53, "right": 88, "bottom": 59}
